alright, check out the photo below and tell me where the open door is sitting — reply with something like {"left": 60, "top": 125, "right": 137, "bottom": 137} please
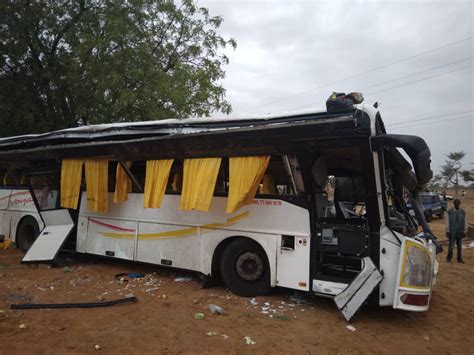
{"left": 22, "top": 209, "right": 74, "bottom": 263}
{"left": 334, "top": 257, "right": 383, "bottom": 321}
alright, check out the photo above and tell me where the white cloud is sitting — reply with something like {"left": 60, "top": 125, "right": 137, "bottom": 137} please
{"left": 203, "top": 0, "right": 473, "bottom": 173}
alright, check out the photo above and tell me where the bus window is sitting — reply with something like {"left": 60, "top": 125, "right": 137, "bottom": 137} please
{"left": 311, "top": 148, "right": 366, "bottom": 220}
{"left": 129, "top": 161, "right": 146, "bottom": 193}
{"left": 259, "top": 156, "right": 297, "bottom": 196}
{"left": 166, "top": 160, "right": 183, "bottom": 194}
{"left": 29, "top": 171, "right": 60, "bottom": 210}
{"left": 214, "top": 158, "right": 228, "bottom": 195}
{"left": 108, "top": 161, "right": 117, "bottom": 193}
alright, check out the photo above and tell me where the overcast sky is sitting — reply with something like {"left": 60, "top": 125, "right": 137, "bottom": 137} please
{"left": 201, "top": 0, "right": 473, "bottom": 176}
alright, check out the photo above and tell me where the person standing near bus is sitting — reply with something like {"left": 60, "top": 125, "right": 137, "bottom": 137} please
{"left": 446, "top": 199, "right": 467, "bottom": 263}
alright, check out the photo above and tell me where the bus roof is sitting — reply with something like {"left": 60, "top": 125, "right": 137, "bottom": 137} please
{"left": 0, "top": 106, "right": 363, "bottom": 146}
{"left": 0, "top": 105, "right": 376, "bottom": 165}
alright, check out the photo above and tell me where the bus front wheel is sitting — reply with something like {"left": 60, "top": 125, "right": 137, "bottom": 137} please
{"left": 220, "top": 238, "right": 271, "bottom": 297}
{"left": 17, "top": 216, "right": 40, "bottom": 253}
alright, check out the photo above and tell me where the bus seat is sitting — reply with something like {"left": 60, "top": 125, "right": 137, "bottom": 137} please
{"left": 262, "top": 174, "right": 277, "bottom": 194}
{"left": 334, "top": 176, "right": 365, "bottom": 218}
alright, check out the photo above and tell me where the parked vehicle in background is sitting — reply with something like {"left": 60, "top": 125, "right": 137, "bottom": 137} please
{"left": 408, "top": 193, "right": 444, "bottom": 222}
{"left": 437, "top": 194, "right": 448, "bottom": 211}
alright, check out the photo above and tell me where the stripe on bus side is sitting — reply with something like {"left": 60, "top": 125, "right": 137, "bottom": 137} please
{"left": 94, "top": 211, "right": 250, "bottom": 240}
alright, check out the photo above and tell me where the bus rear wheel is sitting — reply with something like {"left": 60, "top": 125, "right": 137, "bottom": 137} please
{"left": 17, "top": 216, "right": 40, "bottom": 253}
{"left": 220, "top": 238, "right": 271, "bottom": 297}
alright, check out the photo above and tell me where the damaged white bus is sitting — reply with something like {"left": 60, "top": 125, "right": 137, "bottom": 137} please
{"left": 0, "top": 102, "right": 440, "bottom": 320}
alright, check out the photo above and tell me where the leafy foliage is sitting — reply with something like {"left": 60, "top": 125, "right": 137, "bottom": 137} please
{"left": 0, "top": 0, "right": 236, "bottom": 137}
{"left": 440, "top": 151, "right": 465, "bottom": 194}
{"left": 461, "top": 169, "right": 474, "bottom": 183}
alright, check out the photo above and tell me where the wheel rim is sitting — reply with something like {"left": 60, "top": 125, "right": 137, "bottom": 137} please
{"left": 235, "top": 251, "right": 264, "bottom": 281}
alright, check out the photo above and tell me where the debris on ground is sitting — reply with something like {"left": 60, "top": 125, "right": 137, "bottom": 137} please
{"left": 208, "top": 304, "right": 225, "bottom": 315}
{"left": 243, "top": 336, "right": 256, "bottom": 345}
{"left": 174, "top": 276, "right": 193, "bottom": 282}
{"left": 289, "top": 293, "right": 308, "bottom": 304}
{"left": 249, "top": 298, "right": 258, "bottom": 306}
{"left": 115, "top": 272, "right": 145, "bottom": 280}
{"left": 94, "top": 344, "right": 101, "bottom": 350}
{"left": 0, "top": 309, "right": 5, "bottom": 318}
{"left": 194, "top": 312, "right": 205, "bottom": 320}
{"left": 19, "top": 323, "right": 26, "bottom": 329}
{"left": 145, "top": 287, "right": 159, "bottom": 293}
{"left": 0, "top": 239, "right": 12, "bottom": 249}
{"left": 275, "top": 314, "right": 290, "bottom": 321}
{"left": 206, "top": 331, "right": 219, "bottom": 336}
{"left": 69, "top": 275, "right": 91, "bottom": 287}
{"left": 346, "top": 324, "right": 357, "bottom": 332}
{"left": 10, "top": 296, "right": 137, "bottom": 310}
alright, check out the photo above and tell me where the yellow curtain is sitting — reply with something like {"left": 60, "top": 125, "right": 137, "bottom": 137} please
{"left": 143, "top": 159, "right": 173, "bottom": 208}
{"left": 226, "top": 156, "right": 270, "bottom": 213}
{"left": 113, "top": 161, "right": 133, "bottom": 203}
{"left": 85, "top": 159, "right": 109, "bottom": 213}
{"left": 180, "top": 158, "right": 222, "bottom": 211}
{"left": 60, "top": 159, "right": 84, "bottom": 209}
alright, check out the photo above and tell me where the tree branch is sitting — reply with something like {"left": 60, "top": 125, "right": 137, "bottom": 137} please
{"left": 50, "top": 0, "right": 87, "bottom": 56}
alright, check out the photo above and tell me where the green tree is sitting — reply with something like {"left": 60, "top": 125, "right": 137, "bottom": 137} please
{"left": 461, "top": 168, "right": 474, "bottom": 184}
{"left": 440, "top": 151, "right": 465, "bottom": 195}
{"left": 0, "top": 0, "right": 236, "bottom": 137}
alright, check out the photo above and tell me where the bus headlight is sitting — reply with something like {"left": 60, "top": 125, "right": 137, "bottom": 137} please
{"left": 400, "top": 241, "right": 432, "bottom": 289}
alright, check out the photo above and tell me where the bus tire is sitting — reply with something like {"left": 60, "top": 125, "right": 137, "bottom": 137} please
{"left": 220, "top": 238, "right": 271, "bottom": 297}
{"left": 17, "top": 216, "right": 40, "bottom": 253}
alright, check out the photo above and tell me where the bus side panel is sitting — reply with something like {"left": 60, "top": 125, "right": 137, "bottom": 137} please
{"left": 78, "top": 193, "right": 310, "bottom": 284}
{"left": 0, "top": 189, "right": 11, "bottom": 239}
{"left": 379, "top": 226, "right": 402, "bottom": 306}
{"left": 78, "top": 194, "right": 311, "bottom": 237}
{"left": 76, "top": 216, "right": 88, "bottom": 253}
{"left": 0, "top": 189, "right": 44, "bottom": 243}
{"left": 85, "top": 217, "right": 138, "bottom": 260}
{"left": 136, "top": 222, "right": 199, "bottom": 270}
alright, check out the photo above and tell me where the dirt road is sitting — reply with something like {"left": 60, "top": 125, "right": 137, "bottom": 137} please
{"left": 1, "top": 199, "right": 473, "bottom": 354}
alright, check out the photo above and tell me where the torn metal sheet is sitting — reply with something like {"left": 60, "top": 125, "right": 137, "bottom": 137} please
{"left": 334, "top": 257, "right": 383, "bottom": 322}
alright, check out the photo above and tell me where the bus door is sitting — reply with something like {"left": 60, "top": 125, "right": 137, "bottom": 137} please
{"left": 309, "top": 154, "right": 382, "bottom": 320}
{"left": 21, "top": 170, "right": 74, "bottom": 263}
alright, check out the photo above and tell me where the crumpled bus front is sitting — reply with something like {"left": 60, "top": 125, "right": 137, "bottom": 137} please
{"left": 393, "top": 237, "right": 438, "bottom": 311}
